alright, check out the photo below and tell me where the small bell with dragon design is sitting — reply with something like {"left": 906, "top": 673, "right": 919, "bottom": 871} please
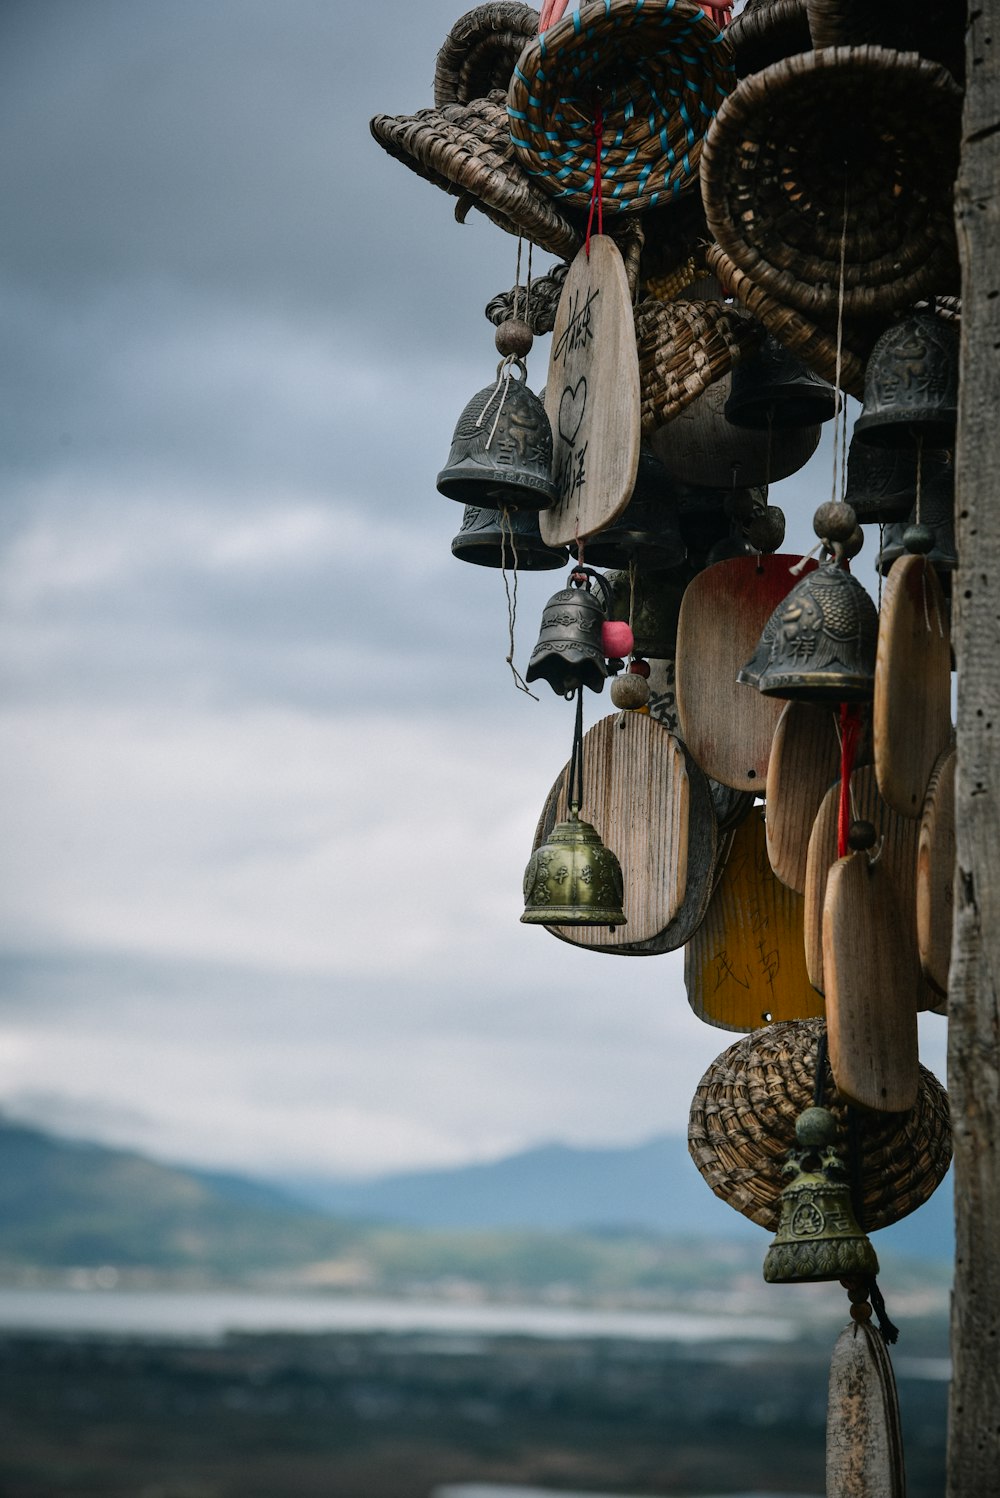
{"left": 437, "top": 359, "right": 558, "bottom": 510}
{"left": 763, "top": 1106, "right": 879, "bottom": 1285}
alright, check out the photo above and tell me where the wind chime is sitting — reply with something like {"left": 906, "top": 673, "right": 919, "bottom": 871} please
{"left": 372, "top": 0, "right": 963, "bottom": 1490}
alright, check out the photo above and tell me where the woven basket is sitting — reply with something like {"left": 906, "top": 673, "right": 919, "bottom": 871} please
{"left": 371, "top": 97, "right": 582, "bottom": 259}
{"left": 700, "top": 46, "right": 963, "bottom": 321}
{"left": 688, "top": 1019, "right": 952, "bottom": 1233}
{"left": 704, "top": 241, "right": 871, "bottom": 398}
{"left": 635, "top": 297, "right": 761, "bottom": 434}
{"left": 434, "top": 3, "right": 541, "bottom": 107}
{"left": 726, "top": 0, "right": 811, "bottom": 78}
{"left": 508, "top": 0, "right": 734, "bottom": 214}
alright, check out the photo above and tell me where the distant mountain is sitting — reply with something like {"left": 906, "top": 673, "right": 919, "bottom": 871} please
{"left": 273, "top": 1134, "right": 955, "bottom": 1265}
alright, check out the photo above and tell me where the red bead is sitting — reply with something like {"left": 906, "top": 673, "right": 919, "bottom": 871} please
{"left": 628, "top": 658, "right": 651, "bottom": 678}
{"left": 601, "top": 620, "right": 634, "bottom": 659}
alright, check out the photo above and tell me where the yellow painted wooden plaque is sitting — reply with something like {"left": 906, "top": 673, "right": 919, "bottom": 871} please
{"left": 917, "top": 746, "right": 956, "bottom": 998}
{"left": 875, "top": 553, "right": 953, "bottom": 818}
{"left": 765, "top": 700, "right": 843, "bottom": 893}
{"left": 684, "top": 806, "right": 823, "bottom": 1031}
{"left": 824, "top": 851, "right": 920, "bottom": 1112}
{"left": 675, "top": 554, "right": 814, "bottom": 792}
{"left": 541, "top": 236, "right": 640, "bottom": 547}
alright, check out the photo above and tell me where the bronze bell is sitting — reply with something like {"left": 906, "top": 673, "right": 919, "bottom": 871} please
{"left": 525, "top": 569, "right": 610, "bottom": 696}
{"left": 451, "top": 504, "right": 567, "bottom": 570}
{"left": 739, "top": 559, "right": 878, "bottom": 702}
{"left": 603, "top": 568, "right": 688, "bottom": 660}
{"left": 676, "top": 482, "right": 769, "bottom": 566}
{"left": 725, "top": 331, "right": 837, "bottom": 430}
{"left": 854, "top": 312, "right": 959, "bottom": 450}
{"left": 437, "top": 361, "right": 558, "bottom": 510}
{"left": 875, "top": 449, "right": 956, "bottom": 576}
{"left": 844, "top": 435, "right": 929, "bottom": 525}
{"left": 763, "top": 1107, "right": 879, "bottom": 1285}
{"left": 570, "top": 444, "right": 686, "bottom": 572}
{"left": 521, "top": 807, "right": 626, "bottom": 929}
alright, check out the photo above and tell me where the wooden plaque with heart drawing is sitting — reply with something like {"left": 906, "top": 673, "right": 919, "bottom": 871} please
{"left": 540, "top": 236, "right": 640, "bottom": 548}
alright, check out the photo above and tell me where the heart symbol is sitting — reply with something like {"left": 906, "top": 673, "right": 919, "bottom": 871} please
{"left": 558, "top": 377, "right": 587, "bottom": 447}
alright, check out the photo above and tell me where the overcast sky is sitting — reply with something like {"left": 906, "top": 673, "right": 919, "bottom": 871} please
{"left": 0, "top": 1, "right": 946, "bottom": 1179}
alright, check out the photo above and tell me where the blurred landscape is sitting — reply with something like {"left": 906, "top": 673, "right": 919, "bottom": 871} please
{"left": 0, "top": 1116, "right": 951, "bottom": 1496}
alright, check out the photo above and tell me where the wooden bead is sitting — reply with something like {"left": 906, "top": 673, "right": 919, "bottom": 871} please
{"left": 904, "top": 523, "right": 935, "bottom": 555}
{"left": 495, "top": 318, "right": 533, "bottom": 359}
{"left": 746, "top": 504, "right": 786, "bottom": 554}
{"left": 611, "top": 672, "right": 650, "bottom": 710}
{"left": 814, "top": 501, "right": 858, "bottom": 544}
{"left": 848, "top": 819, "right": 877, "bottom": 851}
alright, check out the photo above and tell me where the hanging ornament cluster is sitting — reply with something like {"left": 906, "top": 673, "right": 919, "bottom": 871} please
{"left": 373, "top": 0, "right": 964, "bottom": 1487}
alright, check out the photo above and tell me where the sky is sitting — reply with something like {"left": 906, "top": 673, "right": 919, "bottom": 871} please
{"left": 0, "top": 0, "right": 946, "bottom": 1179}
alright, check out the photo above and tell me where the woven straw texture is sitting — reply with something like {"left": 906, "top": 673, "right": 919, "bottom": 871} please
{"left": 371, "top": 97, "right": 582, "bottom": 259}
{"left": 700, "top": 46, "right": 962, "bottom": 321}
{"left": 704, "top": 241, "right": 870, "bottom": 398}
{"left": 434, "top": 4, "right": 540, "bottom": 107}
{"left": 508, "top": 0, "right": 734, "bottom": 214}
{"left": 726, "top": 0, "right": 811, "bottom": 78}
{"left": 688, "top": 1019, "right": 952, "bottom": 1233}
{"left": 635, "top": 296, "right": 761, "bottom": 434}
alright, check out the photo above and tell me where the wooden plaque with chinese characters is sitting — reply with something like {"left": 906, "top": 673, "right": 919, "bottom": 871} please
{"left": 540, "top": 236, "right": 640, "bottom": 547}
{"left": 685, "top": 806, "right": 823, "bottom": 1031}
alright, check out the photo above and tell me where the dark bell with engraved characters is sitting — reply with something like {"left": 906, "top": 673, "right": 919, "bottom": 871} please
{"left": 854, "top": 313, "right": 959, "bottom": 449}
{"left": 603, "top": 568, "right": 687, "bottom": 660}
{"left": 676, "top": 482, "right": 769, "bottom": 565}
{"left": 450, "top": 504, "right": 567, "bottom": 570}
{"left": 521, "top": 808, "right": 626, "bottom": 929}
{"left": 725, "top": 331, "right": 837, "bottom": 431}
{"left": 843, "top": 435, "right": 944, "bottom": 525}
{"left": 570, "top": 444, "right": 686, "bottom": 572}
{"left": 739, "top": 559, "right": 878, "bottom": 702}
{"left": 763, "top": 1107, "right": 879, "bottom": 1285}
{"left": 437, "top": 361, "right": 558, "bottom": 510}
{"left": 875, "top": 449, "right": 956, "bottom": 575}
{"left": 525, "top": 569, "right": 611, "bottom": 696}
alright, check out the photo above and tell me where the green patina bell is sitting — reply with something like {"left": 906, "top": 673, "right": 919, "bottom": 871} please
{"left": 521, "top": 806, "right": 626, "bottom": 929}
{"left": 763, "top": 1107, "right": 879, "bottom": 1285}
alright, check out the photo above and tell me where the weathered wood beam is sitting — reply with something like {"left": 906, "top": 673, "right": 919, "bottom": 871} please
{"left": 948, "top": 4, "right": 1000, "bottom": 1494}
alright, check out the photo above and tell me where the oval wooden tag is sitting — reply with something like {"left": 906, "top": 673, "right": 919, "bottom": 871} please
{"left": 827, "top": 1320, "right": 905, "bottom": 1498}
{"left": 765, "top": 701, "right": 844, "bottom": 893}
{"left": 685, "top": 806, "right": 823, "bottom": 1032}
{"left": 676, "top": 554, "right": 815, "bottom": 792}
{"left": 824, "top": 851, "right": 920, "bottom": 1112}
{"left": 541, "top": 236, "right": 640, "bottom": 548}
{"left": 917, "top": 746, "right": 956, "bottom": 998}
{"left": 874, "top": 553, "right": 952, "bottom": 819}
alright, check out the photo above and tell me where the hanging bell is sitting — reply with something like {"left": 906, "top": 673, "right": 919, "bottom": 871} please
{"left": 740, "top": 558, "right": 878, "bottom": 702}
{"left": 525, "top": 569, "right": 611, "bottom": 696}
{"left": 675, "top": 481, "right": 769, "bottom": 566}
{"left": 570, "top": 444, "right": 686, "bottom": 572}
{"left": 521, "top": 807, "right": 626, "bottom": 929}
{"left": 854, "top": 312, "right": 959, "bottom": 450}
{"left": 844, "top": 435, "right": 928, "bottom": 525}
{"left": 763, "top": 1107, "right": 879, "bottom": 1284}
{"left": 437, "top": 360, "right": 558, "bottom": 510}
{"left": 450, "top": 504, "right": 568, "bottom": 570}
{"left": 725, "top": 331, "right": 837, "bottom": 430}
{"left": 603, "top": 568, "right": 688, "bottom": 660}
{"left": 875, "top": 449, "right": 956, "bottom": 576}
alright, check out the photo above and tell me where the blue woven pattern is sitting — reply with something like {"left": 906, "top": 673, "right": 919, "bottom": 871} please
{"left": 508, "top": 0, "right": 733, "bottom": 212}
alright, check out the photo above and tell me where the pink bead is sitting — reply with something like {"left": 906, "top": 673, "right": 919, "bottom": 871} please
{"left": 601, "top": 621, "right": 634, "bottom": 658}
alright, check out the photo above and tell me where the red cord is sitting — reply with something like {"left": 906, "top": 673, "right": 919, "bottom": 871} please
{"left": 585, "top": 98, "right": 604, "bottom": 257}
{"left": 837, "top": 704, "right": 861, "bottom": 857}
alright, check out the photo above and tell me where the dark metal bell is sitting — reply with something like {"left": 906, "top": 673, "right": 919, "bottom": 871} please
{"left": 570, "top": 444, "right": 686, "bottom": 572}
{"left": 675, "top": 482, "right": 769, "bottom": 566}
{"left": 854, "top": 313, "right": 959, "bottom": 450}
{"left": 525, "top": 571, "right": 610, "bottom": 696}
{"left": 843, "top": 435, "right": 937, "bottom": 525}
{"left": 604, "top": 568, "right": 688, "bottom": 660}
{"left": 875, "top": 450, "right": 956, "bottom": 575}
{"left": 739, "top": 559, "right": 878, "bottom": 702}
{"left": 437, "top": 363, "right": 558, "bottom": 510}
{"left": 451, "top": 504, "right": 567, "bottom": 570}
{"left": 763, "top": 1107, "right": 879, "bottom": 1285}
{"left": 725, "top": 331, "right": 837, "bottom": 430}
{"left": 521, "top": 808, "right": 627, "bottom": 928}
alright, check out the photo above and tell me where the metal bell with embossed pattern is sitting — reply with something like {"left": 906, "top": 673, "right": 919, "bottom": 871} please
{"left": 521, "top": 807, "right": 626, "bottom": 929}
{"left": 450, "top": 504, "right": 567, "bottom": 570}
{"left": 739, "top": 559, "right": 878, "bottom": 702}
{"left": 525, "top": 570, "right": 610, "bottom": 696}
{"left": 569, "top": 444, "right": 686, "bottom": 572}
{"left": 725, "top": 331, "right": 837, "bottom": 430}
{"left": 437, "top": 361, "right": 558, "bottom": 510}
{"left": 763, "top": 1107, "right": 879, "bottom": 1284}
{"left": 854, "top": 313, "right": 959, "bottom": 449}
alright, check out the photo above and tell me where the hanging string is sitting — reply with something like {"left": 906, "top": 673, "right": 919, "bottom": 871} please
{"left": 585, "top": 93, "right": 604, "bottom": 258}
{"left": 837, "top": 703, "right": 862, "bottom": 858}
{"left": 846, "top": 1106, "right": 900, "bottom": 1345}
{"left": 513, "top": 236, "right": 524, "bottom": 322}
{"left": 877, "top": 522, "right": 885, "bottom": 612}
{"left": 498, "top": 507, "right": 539, "bottom": 700}
{"left": 567, "top": 687, "right": 586, "bottom": 812}
{"left": 830, "top": 175, "right": 849, "bottom": 505}
{"left": 524, "top": 241, "right": 534, "bottom": 330}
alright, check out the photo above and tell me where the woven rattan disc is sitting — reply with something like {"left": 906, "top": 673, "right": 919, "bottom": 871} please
{"left": 434, "top": 4, "right": 540, "bottom": 107}
{"left": 370, "top": 97, "right": 582, "bottom": 259}
{"left": 704, "top": 242, "right": 870, "bottom": 400}
{"left": 508, "top": 0, "right": 733, "bottom": 214}
{"left": 635, "top": 298, "right": 761, "bottom": 433}
{"left": 688, "top": 1019, "right": 952, "bottom": 1232}
{"left": 700, "top": 47, "right": 962, "bottom": 322}
{"left": 726, "top": 0, "right": 811, "bottom": 78}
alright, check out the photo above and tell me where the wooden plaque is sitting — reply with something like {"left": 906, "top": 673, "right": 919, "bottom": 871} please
{"left": 874, "top": 553, "right": 953, "bottom": 818}
{"left": 917, "top": 746, "right": 956, "bottom": 998}
{"left": 803, "top": 764, "right": 936, "bottom": 1009}
{"left": 685, "top": 806, "right": 823, "bottom": 1031}
{"left": 827, "top": 1321, "right": 905, "bottom": 1498}
{"left": 675, "top": 554, "right": 814, "bottom": 792}
{"left": 541, "top": 236, "right": 640, "bottom": 547}
{"left": 765, "top": 701, "right": 844, "bottom": 893}
{"left": 823, "top": 851, "right": 920, "bottom": 1112}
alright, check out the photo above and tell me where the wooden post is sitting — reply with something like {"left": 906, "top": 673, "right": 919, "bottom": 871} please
{"left": 947, "top": 4, "right": 1000, "bottom": 1494}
